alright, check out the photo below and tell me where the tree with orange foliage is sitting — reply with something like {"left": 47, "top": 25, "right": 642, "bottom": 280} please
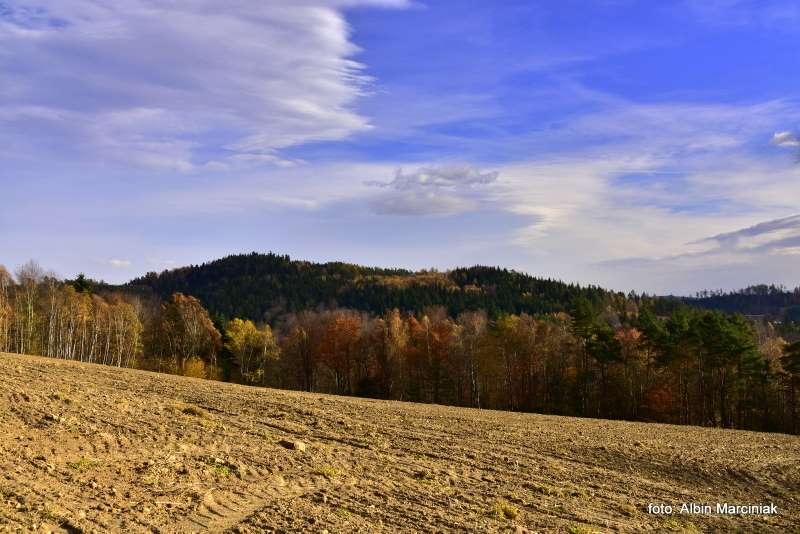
{"left": 319, "top": 310, "right": 362, "bottom": 395}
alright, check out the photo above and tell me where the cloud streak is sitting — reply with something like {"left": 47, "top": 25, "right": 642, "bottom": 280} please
{"left": 697, "top": 214, "right": 800, "bottom": 254}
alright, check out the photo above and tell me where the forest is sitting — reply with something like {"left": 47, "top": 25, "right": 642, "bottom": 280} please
{"left": 2, "top": 259, "right": 799, "bottom": 434}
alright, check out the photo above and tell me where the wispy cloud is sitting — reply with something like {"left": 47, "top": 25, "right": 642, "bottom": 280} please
{"left": 683, "top": 0, "right": 800, "bottom": 28}
{"left": 593, "top": 213, "right": 800, "bottom": 292}
{"left": 106, "top": 259, "right": 132, "bottom": 268}
{"left": 459, "top": 94, "right": 800, "bottom": 292}
{"left": 495, "top": 99, "right": 799, "bottom": 235}
{"left": 0, "top": 0, "right": 408, "bottom": 170}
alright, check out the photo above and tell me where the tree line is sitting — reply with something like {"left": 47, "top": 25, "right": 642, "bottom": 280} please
{"left": 2, "top": 261, "right": 799, "bottom": 434}
{"left": 0, "top": 263, "right": 141, "bottom": 368}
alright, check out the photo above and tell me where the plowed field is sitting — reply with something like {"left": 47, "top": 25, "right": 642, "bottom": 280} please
{"left": 1, "top": 353, "right": 797, "bottom": 533}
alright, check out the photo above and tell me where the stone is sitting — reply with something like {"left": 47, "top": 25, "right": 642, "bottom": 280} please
{"left": 278, "top": 439, "right": 306, "bottom": 452}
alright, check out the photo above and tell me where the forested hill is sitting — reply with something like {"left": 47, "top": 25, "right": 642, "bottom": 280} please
{"left": 120, "top": 253, "right": 800, "bottom": 324}
{"left": 684, "top": 285, "right": 800, "bottom": 323}
{"left": 123, "top": 252, "right": 621, "bottom": 322}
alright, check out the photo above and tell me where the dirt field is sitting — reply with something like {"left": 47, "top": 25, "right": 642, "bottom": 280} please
{"left": 0, "top": 353, "right": 798, "bottom": 533}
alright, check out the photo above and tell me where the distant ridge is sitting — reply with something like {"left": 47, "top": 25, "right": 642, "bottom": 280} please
{"left": 115, "top": 252, "right": 798, "bottom": 324}
{"left": 121, "top": 252, "right": 621, "bottom": 322}
{"left": 684, "top": 284, "right": 800, "bottom": 322}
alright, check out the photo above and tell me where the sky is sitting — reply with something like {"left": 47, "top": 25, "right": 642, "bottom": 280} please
{"left": 1, "top": 0, "right": 799, "bottom": 295}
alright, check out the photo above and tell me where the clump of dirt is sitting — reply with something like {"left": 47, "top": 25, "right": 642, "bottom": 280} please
{"left": 0, "top": 352, "right": 798, "bottom": 533}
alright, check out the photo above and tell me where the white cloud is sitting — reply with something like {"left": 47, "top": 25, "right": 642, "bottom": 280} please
{"left": 772, "top": 131, "right": 800, "bottom": 148}
{"left": 107, "top": 259, "right": 132, "bottom": 268}
{"left": 0, "top": 0, "right": 408, "bottom": 170}
{"left": 366, "top": 166, "right": 499, "bottom": 216}
{"left": 367, "top": 166, "right": 499, "bottom": 189}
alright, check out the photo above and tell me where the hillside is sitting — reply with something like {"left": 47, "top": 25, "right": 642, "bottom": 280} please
{"left": 1, "top": 352, "right": 798, "bottom": 533}
{"left": 121, "top": 252, "right": 620, "bottom": 322}
{"left": 685, "top": 285, "right": 800, "bottom": 323}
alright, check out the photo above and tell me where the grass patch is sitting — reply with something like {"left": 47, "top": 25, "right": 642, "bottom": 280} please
{"left": 204, "top": 456, "right": 232, "bottom": 477}
{"left": 493, "top": 499, "right": 519, "bottom": 520}
{"left": 68, "top": 457, "right": 101, "bottom": 471}
{"left": 212, "top": 465, "right": 230, "bottom": 477}
{"left": 197, "top": 417, "right": 218, "bottom": 430}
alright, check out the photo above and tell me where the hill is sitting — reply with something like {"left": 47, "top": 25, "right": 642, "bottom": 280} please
{"left": 121, "top": 252, "right": 624, "bottom": 322}
{"left": 119, "top": 253, "right": 800, "bottom": 329}
{"left": 1, "top": 352, "right": 798, "bottom": 533}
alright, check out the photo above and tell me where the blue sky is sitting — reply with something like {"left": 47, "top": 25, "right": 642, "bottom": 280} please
{"left": 1, "top": 0, "right": 800, "bottom": 294}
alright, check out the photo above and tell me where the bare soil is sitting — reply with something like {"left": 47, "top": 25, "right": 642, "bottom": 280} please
{"left": 0, "top": 352, "right": 798, "bottom": 533}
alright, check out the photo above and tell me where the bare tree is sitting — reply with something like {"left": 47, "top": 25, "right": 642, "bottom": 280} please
{"left": 0, "top": 266, "right": 12, "bottom": 352}
{"left": 14, "top": 261, "right": 44, "bottom": 355}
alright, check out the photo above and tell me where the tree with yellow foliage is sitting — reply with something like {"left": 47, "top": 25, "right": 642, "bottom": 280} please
{"left": 225, "top": 317, "right": 279, "bottom": 384}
